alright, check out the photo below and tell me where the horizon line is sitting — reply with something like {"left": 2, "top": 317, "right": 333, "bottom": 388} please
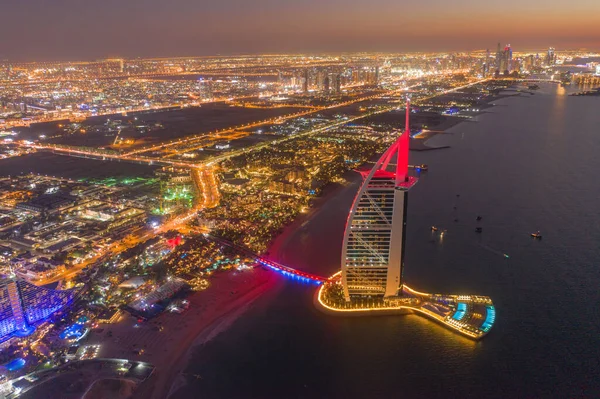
{"left": 2, "top": 48, "right": 600, "bottom": 64}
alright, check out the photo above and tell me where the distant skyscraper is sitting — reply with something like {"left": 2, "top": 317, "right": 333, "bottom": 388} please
{"left": 334, "top": 74, "right": 341, "bottom": 94}
{"left": 546, "top": 47, "right": 556, "bottom": 66}
{"left": 341, "top": 101, "right": 416, "bottom": 300}
{"left": 197, "top": 79, "right": 213, "bottom": 101}
{"left": 495, "top": 42, "right": 502, "bottom": 74}
{"left": 505, "top": 44, "right": 513, "bottom": 72}
{"left": 526, "top": 55, "right": 535, "bottom": 71}
{"left": 499, "top": 44, "right": 512, "bottom": 74}
{"left": 316, "top": 70, "right": 327, "bottom": 92}
{"left": 303, "top": 69, "right": 309, "bottom": 93}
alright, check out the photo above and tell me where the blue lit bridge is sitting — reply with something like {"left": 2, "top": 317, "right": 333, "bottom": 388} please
{"left": 204, "top": 234, "right": 326, "bottom": 284}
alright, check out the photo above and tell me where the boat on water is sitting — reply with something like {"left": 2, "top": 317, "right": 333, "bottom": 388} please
{"left": 409, "top": 164, "right": 429, "bottom": 171}
{"left": 431, "top": 226, "right": 439, "bottom": 232}
{"left": 531, "top": 231, "right": 542, "bottom": 239}
{"left": 475, "top": 227, "right": 483, "bottom": 233}
{"left": 476, "top": 216, "right": 483, "bottom": 221}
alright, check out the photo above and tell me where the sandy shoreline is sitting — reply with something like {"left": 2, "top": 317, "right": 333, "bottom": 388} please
{"left": 266, "top": 177, "right": 355, "bottom": 263}
{"left": 163, "top": 272, "right": 278, "bottom": 399}
{"left": 84, "top": 267, "right": 280, "bottom": 399}
{"left": 411, "top": 92, "right": 523, "bottom": 150}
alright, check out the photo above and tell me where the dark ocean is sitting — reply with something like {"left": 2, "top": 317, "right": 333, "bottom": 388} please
{"left": 174, "top": 83, "right": 600, "bottom": 399}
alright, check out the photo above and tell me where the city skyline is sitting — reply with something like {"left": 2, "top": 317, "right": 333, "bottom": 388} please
{"left": 0, "top": 8, "right": 599, "bottom": 391}
{"left": 2, "top": 0, "right": 600, "bottom": 61}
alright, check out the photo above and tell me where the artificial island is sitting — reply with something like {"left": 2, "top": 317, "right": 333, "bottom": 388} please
{"left": 316, "top": 101, "right": 496, "bottom": 340}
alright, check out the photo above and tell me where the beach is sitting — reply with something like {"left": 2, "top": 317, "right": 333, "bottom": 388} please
{"left": 82, "top": 266, "right": 279, "bottom": 399}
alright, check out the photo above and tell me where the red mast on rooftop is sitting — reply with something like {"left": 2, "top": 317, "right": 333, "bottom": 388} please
{"left": 395, "top": 98, "right": 410, "bottom": 185}
{"left": 380, "top": 97, "right": 411, "bottom": 185}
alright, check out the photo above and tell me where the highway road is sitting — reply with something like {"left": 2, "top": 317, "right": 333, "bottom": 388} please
{"left": 25, "top": 76, "right": 489, "bottom": 286}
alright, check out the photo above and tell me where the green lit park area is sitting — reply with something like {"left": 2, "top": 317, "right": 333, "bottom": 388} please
{"left": 78, "top": 176, "right": 154, "bottom": 187}
{"left": 163, "top": 188, "right": 193, "bottom": 202}
{"left": 153, "top": 166, "right": 200, "bottom": 216}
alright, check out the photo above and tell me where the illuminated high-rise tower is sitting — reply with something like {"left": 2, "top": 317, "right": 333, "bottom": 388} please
{"left": 504, "top": 44, "right": 513, "bottom": 73}
{"left": 0, "top": 278, "right": 75, "bottom": 342}
{"left": 546, "top": 47, "right": 556, "bottom": 66}
{"left": 495, "top": 42, "right": 502, "bottom": 74}
{"left": 341, "top": 100, "right": 417, "bottom": 300}
{"left": 331, "top": 73, "right": 341, "bottom": 94}
{"left": 303, "top": 69, "right": 309, "bottom": 93}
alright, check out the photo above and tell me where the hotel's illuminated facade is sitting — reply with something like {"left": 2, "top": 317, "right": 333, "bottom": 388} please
{"left": 0, "top": 278, "right": 75, "bottom": 342}
{"left": 342, "top": 101, "right": 416, "bottom": 300}
{"left": 325, "top": 101, "right": 496, "bottom": 340}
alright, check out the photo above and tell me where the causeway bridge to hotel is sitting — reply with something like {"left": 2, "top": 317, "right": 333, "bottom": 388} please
{"left": 204, "top": 234, "right": 495, "bottom": 340}
{"left": 205, "top": 234, "right": 326, "bottom": 284}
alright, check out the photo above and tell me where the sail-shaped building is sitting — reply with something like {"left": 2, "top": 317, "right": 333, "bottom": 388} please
{"left": 341, "top": 100, "right": 416, "bottom": 300}
{"left": 318, "top": 100, "right": 496, "bottom": 340}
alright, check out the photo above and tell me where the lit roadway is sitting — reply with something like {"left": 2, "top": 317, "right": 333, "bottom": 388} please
{"left": 23, "top": 77, "right": 489, "bottom": 285}
{"left": 25, "top": 143, "right": 198, "bottom": 168}
{"left": 121, "top": 92, "right": 392, "bottom": 156}
{"left": 205, "top": 77, "right": 492, "bottom": 166}
{"left": 0, "top": 92, "right": 276, "bottom": 129}
{"left": 34, "top": 165, "right": 222, "bottom": 286}
{"left": 35, "top": 229, "right": 148, "bottom": 285}
{"left": 19, "top": 91, "right": 387, "bottom": 162}
{"left": 34, "top": 193, "right": 217, "bottom": 287}
{"left": 21, "top": 75, "right": 489, "bottom": 167}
